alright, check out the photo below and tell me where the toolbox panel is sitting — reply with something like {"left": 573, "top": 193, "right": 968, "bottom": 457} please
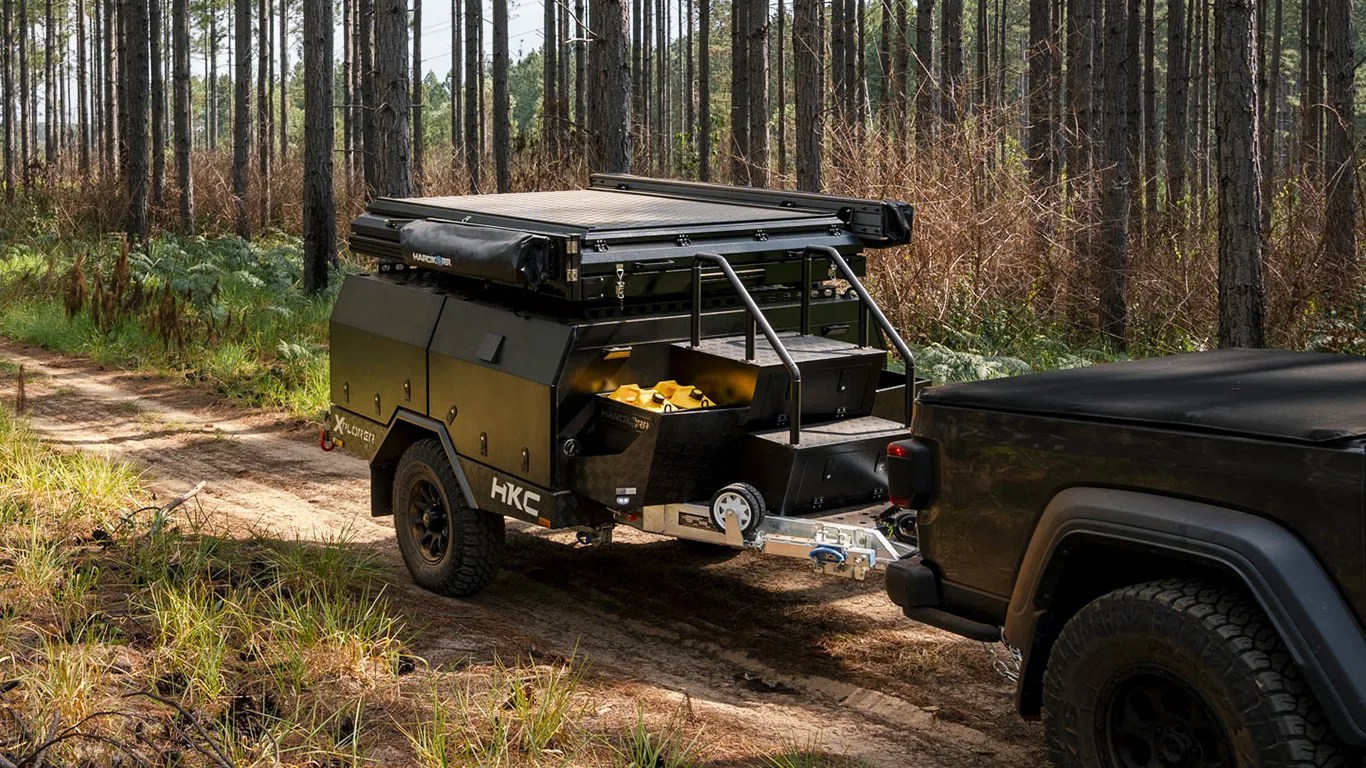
{"left": 330, "top": 275, "right": 444, "bottom": 423}
{"left": 739, "top": 416, "right": 911, "bottom": 514}
{"left": 428, "top": 298, "right": 575, "bottom": 487}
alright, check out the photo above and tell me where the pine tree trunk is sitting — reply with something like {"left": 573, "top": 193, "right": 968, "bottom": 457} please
{"left": 43, "top": 0, "right": 52, "bottom": 168}
{"left": 1299, "top": 0, "right": 1320, "bottom": 176}
{"left": 491, "top": 0, "right": 508, "bottom": 191}
{"left": 233, "top": 0, "right": 251, "bottom": 236}
{"left": 1098, "top": 0, "right": 1134, "bottom": 345}
{"left": 587, "top": 0, "right": 630, "bottom": 172}
{"left": 257, "top": 0, "right": 271, "bottom": 226}
{"left": 150, "top": 0, "right": 165, "bottom": 204}
{"left": 126, "top": 0, "right": 150, "bottom": 242}
{"left": 1213, "top": 0, "right": 1264, "bottom": 347}
{"left": 302, "top": 0, "right": 334, "bottom": 292}
{"left": 792, "top": 0, "right": 821, "bottom": 190}
{"left": 359, "top": 0, "right": 376, "bottom": 193}
{"left": 939, "top": 0, "right": 961, "bottom": 123}
{"left": 172, "top": 0, "right": 192, "bottom": 230}
{"left": 575, "top": 0, "right": 586, "bottom": 137}
{"left": 1164, "top": 0, "right": 1187, "bottom": 208}
{"left": 279, "top": 0, "right": 287, "bottom": 162}
{"left": 543, "top": 0, "right": 556, "bottom": 151}
{"left": 914, "top": 0, "right": 934, "bottom": 141}
{"left": 1260, "top": 0, "right": 1281, "bottom": 218}
{"left": 207, "top": 7, "right": 216, "bottom": 151}
{"left": 449, "top": 0, "right": 460, "bottom": 157}
{"left": 1320, "top": 0, "right": 1355, "bottom": 292}
{"left": 776, "top": 0, "right": 786, "bottom": 174}
{"left": 829, "top": 0, "right": 844, "bottom": 123}
{"left": 374, "top": 0, "right": 413, "bottom": 196}
{"left": 411, "top": 0, "right": 423, "bottom": 187}
{"left": 463, "top": 0, "right": 479, "bottom": 190}
{"left": 697, "top": 0, "right": 710, "bottom": 180}
{"left": 76, "top": 0, "right": 89, "bottom": 177}
{"left": 1141, "top": 0, "right": 1156, "bottom": 213}
{"left": 730, "top": 0, "right": 750, "bottom": 182}
{"left": 3, "top": 0, "right": 14, "bottom": 198}
{"left": 745, "top": 0, "right": 769, "bottom": 185}
{"left": 893, "top": 0, "right": 907, "bottom": 134}
{"left": 1027, "top": 0, "right": 1052, "bottom": 185}
{"left": 1065, "top": 0, "right": 1095, "bottom": 177}
{"left": 974, "top": 0, "right": 986, "bottom": 112}
{"left": 18, "top": 0, "right": 28, "bottom": 186}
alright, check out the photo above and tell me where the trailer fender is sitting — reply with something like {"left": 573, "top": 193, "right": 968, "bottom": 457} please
{"left": 369, "top": 411, "right": 479, "bottom": 516}
{"left": 1004, "top": 487, "right": 1366, "bottom": 746}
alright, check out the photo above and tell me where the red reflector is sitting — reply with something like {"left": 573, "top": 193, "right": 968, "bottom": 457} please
{"left": 887, "top": 441, "right": 912, "bottom": 458}
{"left": 889, "top": 495, "right": 910, "bottom": 507}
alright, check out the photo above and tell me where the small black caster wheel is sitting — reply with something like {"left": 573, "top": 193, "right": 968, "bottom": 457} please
{"left": 709, "top": 483, "right": 766, "bottom": 537}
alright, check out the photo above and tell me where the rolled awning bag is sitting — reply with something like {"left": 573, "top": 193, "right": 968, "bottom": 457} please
{"left": 398, "top": 219, "right": 551, "bottom": 289}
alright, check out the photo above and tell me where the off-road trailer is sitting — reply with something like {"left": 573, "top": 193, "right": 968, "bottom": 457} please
{"left": 323, "top": 174, "right": 923, "bottom": 596}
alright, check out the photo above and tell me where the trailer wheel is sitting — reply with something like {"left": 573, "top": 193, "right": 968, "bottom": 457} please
{"left": 709, "top": 483, "right": 766, "bottom": 537}
{"left": 393, "top": 439, "right": 504, "bottom": 597}
{"left": 1042, "top": 579, "right": 1349, "bottom": 768}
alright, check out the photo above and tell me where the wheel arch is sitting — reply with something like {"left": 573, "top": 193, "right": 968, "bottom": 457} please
{"left": 1004, "top": 486, "right": 1366, "bottom": 747}
{"left": 370, "top": 411, "right": 478, "bottom": 516}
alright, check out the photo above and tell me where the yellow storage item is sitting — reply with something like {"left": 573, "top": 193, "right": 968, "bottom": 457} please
{"left": 606, "top": 381, "right": 713, "bottom": 412}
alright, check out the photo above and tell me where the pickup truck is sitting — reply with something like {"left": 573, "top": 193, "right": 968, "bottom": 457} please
{"left": 885, "top": 348, "right": 1366, "bottom": 767}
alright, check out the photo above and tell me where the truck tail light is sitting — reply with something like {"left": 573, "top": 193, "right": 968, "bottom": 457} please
{"left": 886, "top": 439, "right": 935, "bottom": 509}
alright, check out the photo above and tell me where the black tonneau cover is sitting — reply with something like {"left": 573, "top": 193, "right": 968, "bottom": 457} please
{"left": 920, "top": 349, "right": 1366, "bottom": 444}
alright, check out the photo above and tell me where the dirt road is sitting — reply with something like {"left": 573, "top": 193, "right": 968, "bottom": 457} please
{"left": 0, "top": 340, "right": 1045, "bottom": 767}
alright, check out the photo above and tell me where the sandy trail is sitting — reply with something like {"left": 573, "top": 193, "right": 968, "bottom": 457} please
{"left": 0, "top": 340, "right": 1044, "bottom": 766}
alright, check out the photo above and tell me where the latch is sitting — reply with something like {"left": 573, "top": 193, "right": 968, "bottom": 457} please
{"left": 615, "top": 263, "right": 626, "bottom": 307}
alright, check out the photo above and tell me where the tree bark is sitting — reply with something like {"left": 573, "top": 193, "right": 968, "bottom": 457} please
{"left": 1066, "top": 0, "right": 1096, "bottom": 177}
{"left": 776, "top": 0, "right": 786, "bottom": 174}
{"left": 1299, "top": 0, "right": 1320, "bottom": 176}
{"left": 576, "top": 0, "right": 586, "bottom": 137}
{"left": 375, "top": 0, "right": 413, "bottom": 197}
{"left": 257, "top": 0, "right": 271, "bottom": 226}
{"left": 3, "top": 0, "right": 13, "bottom": 199}
{"left": 76, "top": 0, "right": 89, "bottom": 177}
{"left": 233, "top": 0, "right": 251, "bottom": 238}
{"left": 491, "top": 0, "right": 509, "bottom": 191}
{"left": 150, "top": 0, "right": 165, "bottom": 205}
{"left": 939, "top": 0, "right": 962, "bottom": 124}
{"left": 588, "top": 0, "right": 631, "bottom": 172}
{"left": 730, "top": 0, "right": 749, "bottom": 182}
{"left": 450, "top": 0, "right": 460, "bottom": 157}
{"left": 463, "top": 0, "right": 480, "bottom": 190}
{"left": 1141, "top": 0, "right": 1156, "bottom": 212}
{"left": 697, "top": 0, "right": 710, "bottom": 179}
{"left": 173, "top": 0, "right": 192, "bottom": 229}
{"left": 1027, "top": 0, "right": 1052, "bottom": 185}
{"left": 793, "top": 0, "right": 822, "bottom": 190}
{"left": 411, "top": 0, "right": 423, "bottom": 187}
{"left": 914, "top": 0, "right": 934, "bottom": 141}
{"left": 1098, "top": 0, "right": 1134, "bottom": 345}
{"left": 358, "top": 0, "right": 376, "bottom": 193}
{"left": 543, "top": 0, "right": 557, "bottom": 150}
{"left": 1213, "top": 0, "right": 1264, "bottom": 347}
{"left": 44, "top": 0, "right": 53, "bottom": 168}
{"left": 1260, "top": 0, "right": 1281, "bottom": 219}
{"left": 745, "top": 0, "right": 769, "bottom": 186}
{"left": 126, "top": 0, "right": 150, "bottom": 243}
{"left": 302, "top": 0, "right": 334, "bottom": 293}
{"left": 1320, "top": 0, "right": 1355, "bottom": 292}
{"left": 279, "top": 0, "right": 287, "bottom": 162}
{"left": 18, "top": 0, "right": 28, "bottom": 186}
{"left": 1164, "top": 0, "right": 1187, "bottom": 208}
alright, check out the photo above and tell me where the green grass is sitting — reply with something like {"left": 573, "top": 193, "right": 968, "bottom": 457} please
{"left": 0, "top": 233, "right": 339, "bottom": 420}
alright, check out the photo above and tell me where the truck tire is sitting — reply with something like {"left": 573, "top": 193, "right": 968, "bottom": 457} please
{"left": 392, "top": 439, "right": 504, "bottom": 597}
{"left": 1042, "top": 579, "right": 1352, "bottom": 768}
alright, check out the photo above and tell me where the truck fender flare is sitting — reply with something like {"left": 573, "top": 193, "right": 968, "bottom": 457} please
{"left": 1004, "top": 486, "right": 1366, "bottom": 746}
{"left": 370, "top": 410, "right": 479, "bottom": 514}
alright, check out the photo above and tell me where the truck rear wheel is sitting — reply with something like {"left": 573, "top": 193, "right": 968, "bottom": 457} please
{"left": 1042, "top": 579, "right": 1349, "bottom": 768}
{"left": 393, "top": 439, "right": 504, "bottom": 597}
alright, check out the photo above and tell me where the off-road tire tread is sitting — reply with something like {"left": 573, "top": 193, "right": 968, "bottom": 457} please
{"left": 1042, "top": 578, "right": 1352, "bottom": 768}
{"left": 394, "top": 439, "right": 504, "bottom": 598}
